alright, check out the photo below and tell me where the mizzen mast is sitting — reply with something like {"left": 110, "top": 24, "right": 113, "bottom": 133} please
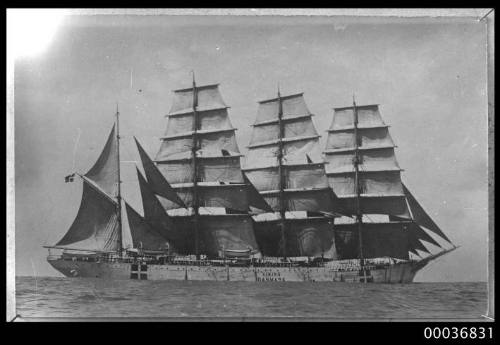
{"left": 115, "top": 105, "right": 124, "bottom": 254}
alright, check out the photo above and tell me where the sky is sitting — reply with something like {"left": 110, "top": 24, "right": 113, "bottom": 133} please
{"left": 13, "top": 14, "right": 489, "bottom": 281}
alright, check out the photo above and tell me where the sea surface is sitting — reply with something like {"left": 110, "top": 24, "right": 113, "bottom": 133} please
{"left": 16, "top": 277, "right": 487, "bottom": 320}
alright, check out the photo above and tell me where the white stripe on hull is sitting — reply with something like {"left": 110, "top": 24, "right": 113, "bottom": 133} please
{"left": 48, "top": 259, "right": 422, "bottom": 283}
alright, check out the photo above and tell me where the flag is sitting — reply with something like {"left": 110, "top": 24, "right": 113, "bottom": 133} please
{"left": 306, "top": 154, "right": 313, "bottom": 164}
{"left": 64, "top": 173, "right": 75, "bottom": 183}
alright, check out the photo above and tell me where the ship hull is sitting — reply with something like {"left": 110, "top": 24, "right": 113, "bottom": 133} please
{"left": 47, "top": 258, "right": 424, "bottom": 283}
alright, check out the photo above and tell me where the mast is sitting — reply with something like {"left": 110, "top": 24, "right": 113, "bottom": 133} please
{"left": 157, "top": 79, "right": 261, "bottom": 257}
{"left": 277, "top": 85, "right": 287, "bottom": 259}
{"left": 352, "top": 96, "right": 364, "bottom": 267}
{"left": 245, "top": 90, "right": 336, "bottom": 258}
{"left": 191, "top": 72, "right": 200, "bottom": 259}
{"left": 115, "top": 104, "right": 123, "bottom": 254}
{"left": 324, "top": 102, "right": 452, "bottom": 261}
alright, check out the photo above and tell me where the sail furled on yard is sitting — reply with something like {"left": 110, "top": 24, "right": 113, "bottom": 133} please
{"left": 324, "top": 105, "right": 410, "bottom": 218}
{"left": 56, "top": 180, "right": 120, "bottom": 252}
{"left": 124, "top": 202, "right": 170, "bottom": 252}
{"left": 84, "top": 125, "right": 119, "bottom": 197}
{"left": 245, "top": 93, "right": 336, "bottom": 214}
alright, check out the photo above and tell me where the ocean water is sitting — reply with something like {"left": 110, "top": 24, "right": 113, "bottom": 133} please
{"left": 15, "top": 277, "right": 487, "bottom": 320}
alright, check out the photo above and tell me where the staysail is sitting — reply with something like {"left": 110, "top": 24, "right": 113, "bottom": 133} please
{"left": 135, "top": 137, "right": 187, "bottom": 208}
{"left": 335, "top": 221, "right": 443, "bottom": 260}
{"left": 243, "top": 172, "right": 274, "bottom": 213}
{"left": 402, "top": 183, "right": 452, "bottom": 243}
{"left": 136, "top": 167, "right": 186, "bottom": 248}
{"left": 152, "top": 80, "right": 261, "bottom": 257}
{"left": 124, "top": 202, "right": 170, "bottom": 252}
{"left": 244, "top": 91, "right": 339, "bottom": 258}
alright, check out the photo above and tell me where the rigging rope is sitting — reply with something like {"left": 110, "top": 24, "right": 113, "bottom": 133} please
{"left": 71, "top": 128, "right": 81, "bottom": 171}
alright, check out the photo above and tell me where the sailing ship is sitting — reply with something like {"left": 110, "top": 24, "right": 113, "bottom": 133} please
{"left": 46, "top": 77, "right": 457, "bottom": 283}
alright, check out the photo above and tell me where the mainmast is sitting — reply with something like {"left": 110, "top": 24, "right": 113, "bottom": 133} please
{"left": 115, "top": 104, "right": 123, "bottom": 254}
{"left": 352, "top": 96, "right": 364, "bottom": 265}
{"left": 276, "top": 85, "right": 287, "bottom": 259}
{"left": 191, "top": 72, "right": 200, "bottom": 259}
{"left": 245, "top": 90, "right": 336, "bottom": 258}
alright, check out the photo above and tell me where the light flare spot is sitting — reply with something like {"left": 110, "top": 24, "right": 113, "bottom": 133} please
{"left": 7, "top": 9, "right": 67, "bottom": 59}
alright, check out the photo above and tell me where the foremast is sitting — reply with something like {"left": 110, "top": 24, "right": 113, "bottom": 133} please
{"left": 324, "top": 100, "right": 455, "bottom": 261}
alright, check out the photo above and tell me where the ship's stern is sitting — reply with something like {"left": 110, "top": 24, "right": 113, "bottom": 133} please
{"left": 47, "top": 257, "right": 80, "bottom": 277}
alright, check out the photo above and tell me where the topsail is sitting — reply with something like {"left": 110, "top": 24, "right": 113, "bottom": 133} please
{"left": 325, "top": 104, "right": 452, "bottom": 260}
{"left": 324, "top": 105, "right": 409, "bottom": 218}
{"left": 150, "top": 80, "right": 264, "bottom": 257}
{"left": 244, "top": 91, "right": 339, "bottom": 258}
{"left": 246, "top": 93, "right": 337, "bottom": 214}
